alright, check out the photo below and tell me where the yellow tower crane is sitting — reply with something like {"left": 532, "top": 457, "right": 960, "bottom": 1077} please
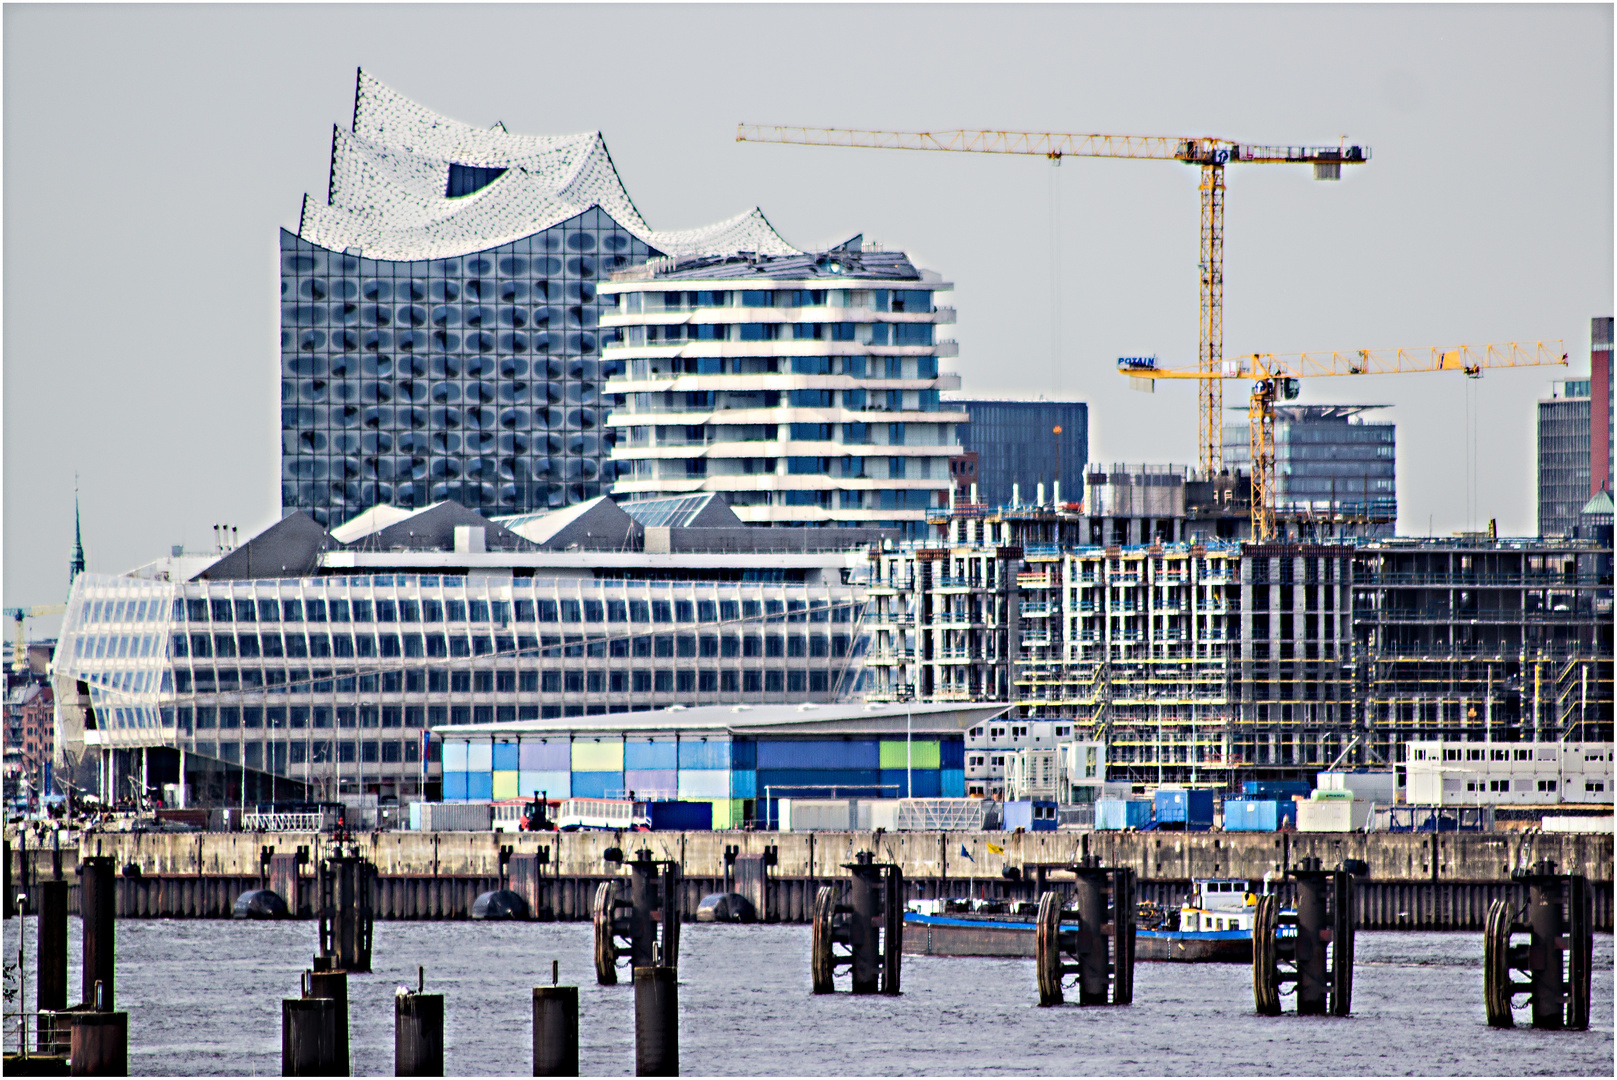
{"left": 1117, "top": 341, "right": 1569, "bottom": 540}
{"left": 8, "top": 604, "right": 67, "bottom": 673}
{"left": 735, "top": 125, "right": 1369, "bottom": 475}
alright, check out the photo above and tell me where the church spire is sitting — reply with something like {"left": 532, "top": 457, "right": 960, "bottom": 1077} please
{"left": 70, "top": 478, "right": 86, "bottom": 584}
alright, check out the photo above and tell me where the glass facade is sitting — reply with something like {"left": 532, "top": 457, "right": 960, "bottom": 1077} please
{"left": 1224, "top": 405, "right": 1395, "bottom": 533}
{"left": 950, "top": 399, "right": 1089, "bottom": 507}
{"left": 281, "top": 210, "right": 655, "bottom": 526}
{"left": 55, "top": 568, "right": 871, "bottom": 800}
{"left": 1538, "top": 383, "right": 1592, "bottom": 537}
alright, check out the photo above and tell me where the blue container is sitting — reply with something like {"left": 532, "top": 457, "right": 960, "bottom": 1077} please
{"left": 939, "top": 738, "right": 966, "bottom": 769}
{"left": 677, "top": 739, "right": 732, "bottom": 771}
{"left": 1095, "top": 798, "right": 1154, "bottom": 830}
{"left": 730, "top": 741, "right": 758, "bottom": 770}
{"left": 1003, "top": 799, "right": 1059, "bottom": 832}
{"left": 940, "top": 768, "right": 966, "bottom": 797}
{"left": 1241, "top": 780, "right": 1312, "bottom": 801}
{"left": 1222, "top": 798, "right": 1296, "bottom": 831}
{"left": 648, "top": 801, "right": 712, "bottom": 831}
{"left": 756, "top": 739, "right": 879, "bottom": 771}
{"left": 1154, "top": 789, "right": 1214, "bottom": 830}
{"left": 731, "top": 770, "right": 757, "bottom": 799}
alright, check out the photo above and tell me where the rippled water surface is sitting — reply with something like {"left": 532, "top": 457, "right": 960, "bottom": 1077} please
{"left": 5, "top": 917, "right": 1611, "bottom": 1075}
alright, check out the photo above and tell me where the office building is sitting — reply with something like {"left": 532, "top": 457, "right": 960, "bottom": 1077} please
{"left": 437, "top": 701, "right": 1003, "bottom": 828}
{"left": 599, "top": 239, "right": 965, "bottom": 535}
{"left": 51, "top": 497, "right": 878, "bottom": 809}
{"left": 1591, "top": 316, "right": 1612, "bottom": 496}
{"left": 946, "top": 398, "right": 1089, "bottom": 509}
{"left": 1222, "top": 405, "right": 1396, "bottom": 536}
{"left": 282, "top": 71, "right": 797, "bottom": 527}
{"left": 1538, "top": 379, "right": 1592, "bottom": 537}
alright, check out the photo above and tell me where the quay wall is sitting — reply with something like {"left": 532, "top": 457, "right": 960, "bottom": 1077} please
{"left": 7, "top": 829, "right": 1612, "bottom": 930}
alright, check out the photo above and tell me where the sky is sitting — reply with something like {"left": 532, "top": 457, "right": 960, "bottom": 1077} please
{"left": 4, "top": 3, "right": 1612, "bottom": 622}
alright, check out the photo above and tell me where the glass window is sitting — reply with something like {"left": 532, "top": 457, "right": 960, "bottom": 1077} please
{"left": 351, "top": 600, "right": 373, "bottom": 621}
{"left": 469, "top": 600, "right": 490, "bottom": 622}
{"left": 422, "top": 600, "right": 444, "bottom": 622}
{"left": 447, "top": 600, "right": 467, "bottom": 621}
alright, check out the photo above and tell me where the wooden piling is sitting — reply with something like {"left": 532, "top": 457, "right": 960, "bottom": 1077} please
{"left": 395, "top": 990, "right": 445, "bottom": 1076}
{"left": 68, "top": 1012, "right": 128, "bottom": 1077}
{"left": 282, "top": 997, "right": 341, "bottom": 1077}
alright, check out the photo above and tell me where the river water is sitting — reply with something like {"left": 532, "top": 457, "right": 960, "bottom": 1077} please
{"left": 4, "top": 917, "right": 1611, "bottom": 1075}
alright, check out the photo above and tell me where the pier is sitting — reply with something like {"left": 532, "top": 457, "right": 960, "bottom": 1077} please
{"left": 6, "top": 828, "right": 1611, "bottom": 930}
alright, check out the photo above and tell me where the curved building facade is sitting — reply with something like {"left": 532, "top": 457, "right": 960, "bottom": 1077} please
{"left": 600, "top": 241, "right": 965, "bottom": 533}
{"left": 282, "top": 71, "right": 797, "bottom": 527}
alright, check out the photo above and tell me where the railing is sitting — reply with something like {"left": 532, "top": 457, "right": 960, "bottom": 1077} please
{"left": 243, "top": 811, "right": 324, "bottom": 832}
{"left": 934, "top": 574, "right": 982, "bottom": 588}
{"left": 1020, "top": 602, "right": 1052, "bottom": 616}
{"left": 1018, "top": 572, "right": 1054, "bottom": 588}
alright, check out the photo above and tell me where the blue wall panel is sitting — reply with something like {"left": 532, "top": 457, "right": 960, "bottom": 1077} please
{"left": 731, "top": 770, "right": 757, "bottom": 798}
{"left": 941, "top": 768, "right": 966, "bottom": 797}
{"left": 518, "top": 770, "right": 571, "bottom": 800}
{"left": 442, "top": 771, "right": 468, "bottom": 801}
{"left": 493, "top": 742, "right": 520, "bottom": 772}
{"left": 677, "top": 739, "right": 732, "bottom": 770}
{"left": 624, "top": 769, "right": 677, "bottom": 797}
{"left": 519, "top": 740, "right": 571, "bottom": 771}
{"left": 756, "top": 740, "right": 879, "bottom": 770}
{"left": 625, "top": 740, "right": 678, "bottom": 771}
{"left": 940, "top": 738, "right": 965, "bottom": 769}
{"left": 467, "top": 742, "right": 492, "bottom": 772}
{"left": 880, "top": 769, "right": 941, "bottom": 798}
{"left": 730, "top": 740, "right": 757, "bottom": 769}
{"left": 465, "top": 772, "right": 493, "bottom": 801}
{"left": 571, "top": 770, "right": 623, "bottom": 799}
{"left": 442, "top": 741, "right": 468, "bottom": 771}
{"left": 755, "top": 768, "right": 881, "bottom": 790}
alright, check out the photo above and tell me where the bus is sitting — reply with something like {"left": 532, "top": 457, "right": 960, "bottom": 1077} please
{"left": 555, "top": 797, "right": 650, "bottom": 832}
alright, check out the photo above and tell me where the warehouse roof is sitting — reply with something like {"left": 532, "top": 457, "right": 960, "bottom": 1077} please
{"left": 438, "top": 700, "right": 1009, "bottom": 740}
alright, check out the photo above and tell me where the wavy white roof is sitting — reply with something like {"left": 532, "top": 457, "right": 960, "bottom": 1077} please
{"left": 298, "top": 71, "right": 798, "bottom": 262}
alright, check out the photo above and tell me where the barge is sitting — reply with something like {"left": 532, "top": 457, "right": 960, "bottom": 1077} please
{"left": 903, "top": 878, "right": 1267, "bottom": 963}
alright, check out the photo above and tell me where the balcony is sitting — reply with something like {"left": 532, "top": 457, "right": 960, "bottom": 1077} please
{"left": 1020, "top": 602, "right": 1052, "bottom": 617}
{"left": 1018, "top": 572, "right": 1054, "bottom": 589}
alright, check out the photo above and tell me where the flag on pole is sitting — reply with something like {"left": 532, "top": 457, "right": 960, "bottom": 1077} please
{"left": 959, "top": 845, "right": 974, "bottom": 862}
{"left": 986, "top": 841, "right": 1005, "bottom": 855}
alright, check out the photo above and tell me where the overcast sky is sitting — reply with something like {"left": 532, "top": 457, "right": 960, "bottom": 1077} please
{"left": 4, "top": 3, "right": 1612, "bottom": 620}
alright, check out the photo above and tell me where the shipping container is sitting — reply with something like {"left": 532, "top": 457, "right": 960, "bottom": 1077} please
{"left": 756, "top": 739, "right": 879, "bottom": 771}
{"left": 414, "top": 801, "right": 493, "bottom": 831}
{"left": 676, "top": 739, "right": 732, "bottom": 771}
{"left": 624, "top": 769, "right": 677, "bottom": 799}
{"left": 1221, "top": 798, "right": 1297, "bottom": 832}
{"left": 940, "top": 739, "right": 966, "bottom": 770}
{"left": 648, "top": 800, "right": 712, "bottom": 831}
{"left": 1002, "top": 799, "right": 1059, "bottom": 832}
{"left": 1095, "top": 798, "right": 1154, "bottom": 830}
{"left": 1317, "top": 770, "right": 1397, "bottom": 805}
{"left": 1155, "top": 788, "right": 1215, "bottom": 830}
{"left": 731, "top": 770, "right": 757, "bottom": 799}
{"left": 570, "top": 770, "right": 622, "bottom": 799}
{"left": 676, "top": 769, "right": 730, "bottom": 799}
{"left": 1296, "top": 796, "right": 1372, "bottom": 832}
{"left": 1241, "top": 780, "right": 1312, "bottom": 801}
{"left": 517, "top": 770, "right": 571, "bottom": 801}
{"left": 779, "top": 798, "right": 858, "bottom": 832}
{"left": 519, "top": 740, "right": 571, "bottom": 772}
{"left": 625, "top": 739, "right": 679, "bottom": 771}
{"left": 571, "top": 740, "right": 624, "bottom": 773}
{"left": 940, "top": 768, "right": 966, "bottom": 797}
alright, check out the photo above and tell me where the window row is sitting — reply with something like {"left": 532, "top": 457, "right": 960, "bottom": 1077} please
{"left": 169, "top": 665, "right": 841, "bottom": 697}
{"left": 177, "top": 596, "right": 857, "bottom": 626}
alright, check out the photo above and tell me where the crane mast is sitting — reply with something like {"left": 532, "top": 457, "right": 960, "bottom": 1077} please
{"left": 1119, "top": 341, "right": 1569, "bottom": 540}
{"left": 736, "top": 124, "right": 1369, "bottom": 474}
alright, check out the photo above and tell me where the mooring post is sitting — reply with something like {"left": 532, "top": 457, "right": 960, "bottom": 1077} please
{"left": 532, "top": 985, "right": 580, "bottom": 1076}
{"left": 1526, "top": 864, "right": 1565, "bottom": 1031}
{"left": 395, "top": 967, "right": 445, "bottom": 1077}
{"left": 633, "top": 966, "right": 678, "bottom": 1077}
{"left": 282, "top": 992, "right": 341, "bottom": 1077}
{"left": 36, "top": 877, "right": 69, "bottom": 1053}
{"left": 1037, "top": 859, "right": 1135, "bottom": 1008}
{"left": 68, "top": 1006, "right": 129, "bottom": 1077}
{"left": 847, "top": 853, "right": 882, "bottom": 995}
{"left": 1291, "top": 858, "right": 1331, "bottom": 1016}
{"left": 1071, "top": 865, "right": 1110, "bottom": 1005}
{"left": 306, "top": 967, "right": 350, "bottom": 1069}
{"left": 80, "top": 856, "right": 117, "bottom": 1012}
